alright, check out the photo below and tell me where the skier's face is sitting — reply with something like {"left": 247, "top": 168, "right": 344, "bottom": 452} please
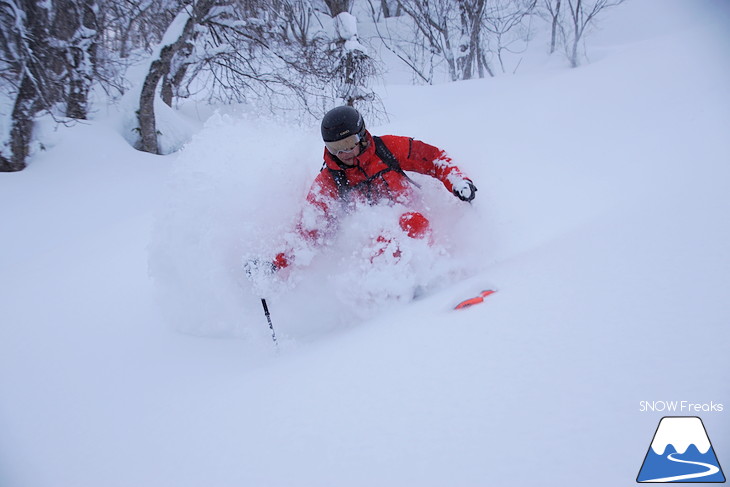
{"left": 326, "top": 135, "right": 361, "bottom": 165}
{"left": 336, "top": 144, "right": 361, "bottom": 165}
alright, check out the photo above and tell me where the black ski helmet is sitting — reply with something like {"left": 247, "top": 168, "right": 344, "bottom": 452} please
{"left": 321, "top": 106, "right": 366, "bottom": 142}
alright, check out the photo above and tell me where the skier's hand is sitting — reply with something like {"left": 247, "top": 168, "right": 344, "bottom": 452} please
{"left": 244, "top": 253, "right": 290, "bottom": 280}
{"left": 452, "top": 179, "right": 477, "bottom": 202}
{"left": 244, "top": 258, "right": 276, "bottom": 280}
{"left": 272, "top": 252, "right": 290, "bottom": 270}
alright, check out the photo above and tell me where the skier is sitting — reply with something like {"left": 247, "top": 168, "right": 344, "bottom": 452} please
{"left": 252, "top": 105, "right": 477, "bottom": 273}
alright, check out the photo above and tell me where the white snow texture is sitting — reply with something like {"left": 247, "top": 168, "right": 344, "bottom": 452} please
{"left": 1, "top": 1, "right": 729, "bottom": 486}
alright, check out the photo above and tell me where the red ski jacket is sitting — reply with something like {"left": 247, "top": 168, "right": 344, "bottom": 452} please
{"left": 273, "top": 132, "right": 471, "bottom": 269}
{"left": 302, "top": 132, "right": 468, "bottom": 233}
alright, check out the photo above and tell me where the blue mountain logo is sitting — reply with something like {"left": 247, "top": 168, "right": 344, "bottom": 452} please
{"left": 637, "top": 416, "right": 725, "bottom": 483}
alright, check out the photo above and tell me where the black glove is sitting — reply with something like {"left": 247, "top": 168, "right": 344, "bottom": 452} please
{"left": 452, "top": 179, "right": 477, "bottom": 202}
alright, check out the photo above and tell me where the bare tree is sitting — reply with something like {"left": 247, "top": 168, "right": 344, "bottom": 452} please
{"left": 481, "top": 0, "right": 536, "bottom": 74}
{"left": 564, "top": 0, "right": 623, "bottom": 67}
{"left": 394, "top": 0, "right": 460, "bottom": 81}
{"left": 0, "top": 0, "right": 99, "bottom": 171}
{"left": 370, "top": 0, "right": 535, "bottom": 82}
{"left": 191, "top": 0, "right": 379, "bottom": 113}
{"left": 0, "top": 0, "right": 21, "bottom": 85}
{"left": 543, "top": 0, "right": 562, "bottom": 54}
{"left": 91, "top": 0, "right": 183, "bottom": 104}
{"left": 99, "top": 0, "right": 179, "bottom": 59}
{"left": 277, "top": 0, "right": 322, "bottom": 48}
{"left": 136, "top": 0, "right": 217, "bottom": 154}
{"left": 0, "top": 0, "right": 42, "bottom": 172}
{"left": 379, "top": 0, "right": 399, "bottom": 19}
{"left": 366, "top": 0, "right": 436, "bottom": 84}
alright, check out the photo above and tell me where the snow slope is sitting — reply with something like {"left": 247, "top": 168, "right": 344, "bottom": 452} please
{"left": 1, "top": 1, "right": 729, "bottom": 486}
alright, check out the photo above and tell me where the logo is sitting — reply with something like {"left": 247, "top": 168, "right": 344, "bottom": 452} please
{"left": 637, "top": 416, "right": 725, "bottom": 483}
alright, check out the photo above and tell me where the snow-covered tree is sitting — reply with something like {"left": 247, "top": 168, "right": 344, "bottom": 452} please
{"left": 131, "top": 0, "right": 383, "bottom": 155}
{"left": 136, "top": 0, "right": 217, "bottom": 154}
{"left": 0, "top": 0, "right": 99, "bottom": 171}
{"left": 328, "top": 10, "right": 378, "bottom": 107}
{"left": 53, "top": 0, "right": 99, "bottom": 119}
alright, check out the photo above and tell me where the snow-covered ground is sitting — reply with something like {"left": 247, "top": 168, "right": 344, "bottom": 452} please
{"left": 1, "top": 1, "right": 729, "bottom": 486}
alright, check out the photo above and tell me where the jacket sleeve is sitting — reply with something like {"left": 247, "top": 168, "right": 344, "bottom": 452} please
{"left": 274, "top": 169, "right": 340, "bottom": 269}
{"left": 299, "top": 169, "right": 340, "bottom": 244}
{"left": 382, "top": 135, "right": 470, "bottom": 193}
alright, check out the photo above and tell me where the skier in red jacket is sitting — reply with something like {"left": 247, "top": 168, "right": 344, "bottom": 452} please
{"left": 263, "top": 106, "right": 477, "bottom": 272}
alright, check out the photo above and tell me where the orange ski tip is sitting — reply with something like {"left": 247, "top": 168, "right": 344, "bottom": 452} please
{"left": 454, "top": 289, "right": 497, "bottom": 310}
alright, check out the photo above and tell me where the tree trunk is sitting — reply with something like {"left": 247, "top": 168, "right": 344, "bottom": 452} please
{"left": 161, "top": 43, "right": 194, "bottom": 107}
{"left": 380, "top": 0, "right": 400, "bottom": 18}
{"left": 570, "top": 0, "right": 581, "bottom": 67}
{"left": 570, "top": 36, "right": 579, "bottom": 67}
{"left": 1, "top": 74, "right": 38, "bottom": 172}
{"left": 138, "top": 46, "right": 175, "bottom": 154}
{"left": 380, "top": 0, "right": 390, "bottom": 18}
{"left": 323, "top": 0, "right": 352, "bottom": 16}
{"left": 68, "top": 0, "right": 98, "bottom": 119}
{"left": 457, "top": 0, "right": 485, "bottom": 80}
{"left": 1, "top": 0, "right": 98, "bottom": 170}
{"left": 442, "top": 31, "right": 457, "bottom": 82}
{"left": 550, "top": 0, "right": 561, "bottom": 54}
{"left": 137, "top": 0, "right": 214, "bottom": 154}
{"left": 478, "top": 51, "right": 494, "bottom": 78}
{"left": 0, "top": 0, "right": 47, "bottom": 171}
{"left": 119, "top": 25, "right": 131, "bottom": 59}
{"left": 161, "top": 73, "right": 175, "bottom": 108}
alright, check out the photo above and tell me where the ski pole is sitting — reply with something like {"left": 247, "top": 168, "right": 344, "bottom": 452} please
{"left": 260, "top": 298, "right": 278, "bottom": 348}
